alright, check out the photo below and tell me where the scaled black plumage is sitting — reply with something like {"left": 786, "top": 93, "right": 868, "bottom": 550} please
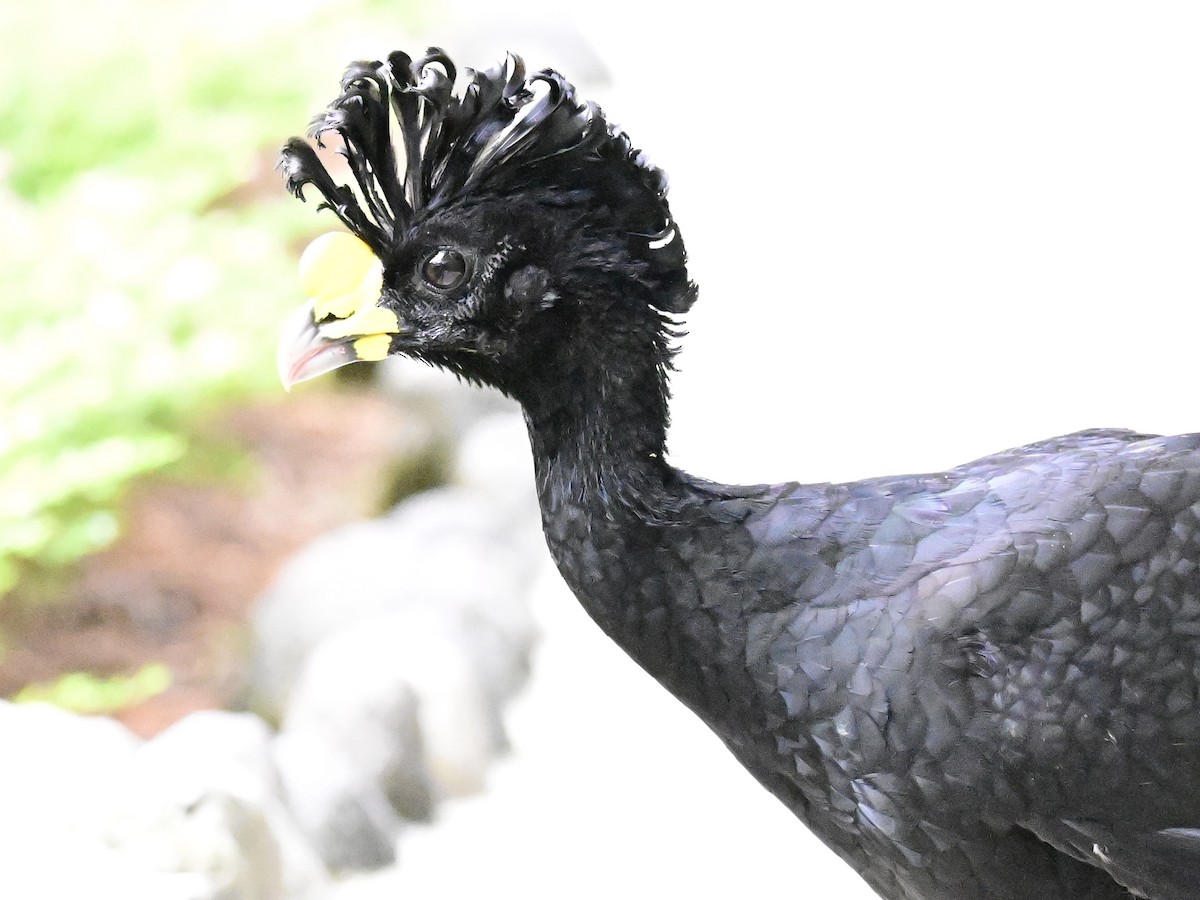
{"left": 277, "top": 50, "right": 1200, "bottom": 899}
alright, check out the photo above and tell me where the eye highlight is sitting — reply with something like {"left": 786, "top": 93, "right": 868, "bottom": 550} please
{"left": 421, "top": 248, "right": 471, "bottom": 291}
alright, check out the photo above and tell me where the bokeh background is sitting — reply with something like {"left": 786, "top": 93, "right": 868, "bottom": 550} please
{"left": 2, "top": 1, "right": 1198, "bottom": 897}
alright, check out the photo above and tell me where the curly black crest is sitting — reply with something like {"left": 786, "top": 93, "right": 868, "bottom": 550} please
{"left": 279, "top": 49, "right": 690, "bottom": 311}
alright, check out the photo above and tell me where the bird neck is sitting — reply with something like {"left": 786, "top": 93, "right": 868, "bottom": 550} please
{"left": 519, "top": 332, "right": 678, "bottom": 523}
{"left": 517, "top": 341, "right": 753, "bottom": 717}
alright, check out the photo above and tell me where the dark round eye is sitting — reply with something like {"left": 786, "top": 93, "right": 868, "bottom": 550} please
{"left": 421, "top": 248, "right": 470, "bottom": 291}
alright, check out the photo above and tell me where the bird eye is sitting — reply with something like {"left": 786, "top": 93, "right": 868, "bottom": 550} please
{"left": 421, "top": 249, "right": 470, "bottom": 291}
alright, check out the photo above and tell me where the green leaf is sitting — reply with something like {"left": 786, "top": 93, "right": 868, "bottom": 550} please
{"left": 0, "top": 0, "right": 416, "bottom": 592}
{"left": 13, "top": 662, "right": 174, "bottom": 715}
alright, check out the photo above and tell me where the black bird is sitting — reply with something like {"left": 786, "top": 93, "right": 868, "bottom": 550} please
{"left": 276, "top": 49, "right": 1200, "bottom": 900}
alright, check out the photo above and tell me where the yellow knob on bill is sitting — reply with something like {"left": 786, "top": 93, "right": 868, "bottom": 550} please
{"left": 278, "top": 232, "right": 404, "bottom": 389}
{"left": 298, "top": 232, "right": 384, "bottom": 321}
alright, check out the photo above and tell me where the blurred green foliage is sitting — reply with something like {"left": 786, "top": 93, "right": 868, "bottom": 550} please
{"left": 0, "top": 0, "right": 413, "bottom": 597}
{"left": 13, "top": 662, "right": 173, "bottom": 714}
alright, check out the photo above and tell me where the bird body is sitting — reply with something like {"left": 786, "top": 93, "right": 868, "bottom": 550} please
{"left": 277, "top": 49, "right": 1200, "bottom": 899}
{"left": 540, "top": 404, "right": 1200, "bottom": 898}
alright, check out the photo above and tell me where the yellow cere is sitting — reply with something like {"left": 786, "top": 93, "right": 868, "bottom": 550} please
{"left": 353, "top": 334, "right": 393, "bottom": 361}
{"left": 298, "top": 232, "right": 384, "bottom": 321}
{"left": 318, "top": 306, "right": 400, "bottom": 340}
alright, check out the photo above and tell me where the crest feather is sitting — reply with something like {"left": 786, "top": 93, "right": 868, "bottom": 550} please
{"left": 278, "top": 48, "right": 673, "bottom": 260}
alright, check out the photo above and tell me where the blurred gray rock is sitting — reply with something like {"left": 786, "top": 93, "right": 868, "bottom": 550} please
{"left": 236, "top": 394, "right": 549, "bottom": 882}
{"left": 274, "top": 728, "right": 403, "bottom": 872}
{"left": 289, "top": 606, "right": 517, "bottom": 801}
{"left": 0, "top": 703, "right": 333, "bottom": 899}
{"left": 379, "top": 356, "right": 519, "bottom": 441}
{"left": 451, "top": 410, "right": 539, "bottom": 522}
{"left": 282, "top": 638, "right": 429, "bottom": 820}
{"left": 0, "top": 699, "right": 143, "bottom": 897}
{"left": 243, "top": 486, "right": 539, "bottom": 725}
{"left": 103, "top": 710, "right": 328, "bottom": 900}
{"left": 0, "top": 699, "right": 139, "bottom": 830}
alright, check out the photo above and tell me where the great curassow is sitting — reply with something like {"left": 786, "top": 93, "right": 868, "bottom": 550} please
{"left": 275, "top": 49, "right": 1200, "bottom": 900}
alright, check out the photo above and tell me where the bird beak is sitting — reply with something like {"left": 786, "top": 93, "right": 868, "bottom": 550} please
{"left": 276, "top": 232, "right": 407, "bottom": 390}
{"left": 276, "top": 300, "right": 406, "bottom": 389}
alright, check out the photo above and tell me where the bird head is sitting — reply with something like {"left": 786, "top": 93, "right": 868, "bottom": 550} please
{"left": 277, "top": 49, "right": 695, "bottom": 400}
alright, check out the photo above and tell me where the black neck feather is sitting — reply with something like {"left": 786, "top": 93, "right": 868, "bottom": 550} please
{"left": 517, "top": 312, "right": 743, "bottom": 709}
{"left": 517, "top": 297, "right": 680, "bottom": 524}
